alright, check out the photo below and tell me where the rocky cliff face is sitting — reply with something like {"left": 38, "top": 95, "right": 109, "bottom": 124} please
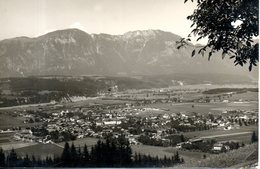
{"left": 0, "top": 28, "right": 257, "bottom": 79}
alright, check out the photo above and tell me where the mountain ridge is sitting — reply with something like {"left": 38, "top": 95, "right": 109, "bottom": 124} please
{"left": 0, "top": 28, "right": 257, "bottom": 80}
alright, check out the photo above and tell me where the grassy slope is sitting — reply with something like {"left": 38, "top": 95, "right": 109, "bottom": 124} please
{"left": 182, "top": 143, "right": 258, "bottom": 168}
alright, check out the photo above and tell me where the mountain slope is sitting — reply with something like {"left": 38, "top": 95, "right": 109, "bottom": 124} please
{"left": 0, "top": 29, "right": 257, "bottom": 80}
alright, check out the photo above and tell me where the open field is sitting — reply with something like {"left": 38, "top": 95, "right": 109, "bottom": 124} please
{"left": 182, "top": 125, "right": 258, "bottom": 144}
{"left": 0, "top": 132, "right": 15, "bottom": 144}
{"left": 182, "top": 143, "right": 258, "bottom": 168}
{"left": 0, "top": 121, "right": 43, "bottom": 130}
{"left": 4, "top": 137, "right": 100, "bottom": 160}
{"left": 58, "top": 137, "right": 99, "bottom": 148}
{"left": 135, "top": 101, "right": 257, "bottom": 116}
{"left": 63, "top": 98, "right": 131, "bottom": 107}
{"left": 0, "top": 113, "right": 25, "bottom": 129}
{"left": 213, "top": 134, "right": 254, "bottom": 144}
{"left": 0, "top": 112, "right": 43, "bottom": 129}
{"left": 132, "top": 145, "right": 174, "bottom": 158}
{"left": 165, "top": 147, "right": 212, "bottom": 165}
{"left": 0, "top": 83, "right": 257, "bottom": 167}
{"left": 183, "top": 125, "right": 257, "bottom": 138}
{"left": 2, "top": 126, "right": 257, "bottom": 163}
{"left": 0, "top": 102, "right": 54, "bottom": 110}
{"left": 226, "top": 91, "right": 258, "bottom": 101}
{"left": 0, "top": 142, "right": 37, "bottom": 151}
{"left": 132, "top": 144, "right": 211, "bottom": 165}
{"left": 172, "top": 102, "right": 256, "bottom": 113}
{"left": 12, "top": 143, "right": 63, "bottom": 159}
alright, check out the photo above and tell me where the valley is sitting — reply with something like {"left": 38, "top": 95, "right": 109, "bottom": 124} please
{"left": 0, "top": 76, "right": 258, "bottom": 167}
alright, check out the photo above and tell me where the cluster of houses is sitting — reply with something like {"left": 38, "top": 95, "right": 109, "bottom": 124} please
{"left": 6, "top": 102, "right": 255, "bottom": 147}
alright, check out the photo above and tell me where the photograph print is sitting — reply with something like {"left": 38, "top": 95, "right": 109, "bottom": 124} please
{"left": 0, "top": 0, "right": 258, "bottom": 168}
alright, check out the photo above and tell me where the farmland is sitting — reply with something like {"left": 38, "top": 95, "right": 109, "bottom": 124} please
{"left": 13, "top": 143, "right": 63, "bottom": 160}
{"left": 183, "top": 143, "right": 258, "bottom": 168}
{"left": 58, "top": 137, "right": 100, "bottom": 148}
{"left": 135, "top": 101, "right": 258, "bottom": 115}
{"left": 183, "top": 125, "right": 258, "bottom": 143}
{"left": 0, "top": 82, "right": 258, "bottom": 168}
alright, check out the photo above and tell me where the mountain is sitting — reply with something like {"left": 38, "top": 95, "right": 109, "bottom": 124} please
{"left": 0, "top": 29, "right": 257, "bottom": 81}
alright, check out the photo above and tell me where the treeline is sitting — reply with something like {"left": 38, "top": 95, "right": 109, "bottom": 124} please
{"left": 169, "top": 119, "right": 213, "bottom": 132}
{"left": 0, "top": 77, "right": 108, "bottom": 107}
{"left": 0, "top": 136, "right": 183, "bottom": 167}
{"left": 32, "top": 127, "right": 77, "bottom": 142}
{"left": 181, "top": 140, "right": 245, "bottom": 153}
{"left": 202, "top": 88, "right": 258, "bottom": 94}
{"left": 138, "top": 134, "right": 186, "bottom": 147}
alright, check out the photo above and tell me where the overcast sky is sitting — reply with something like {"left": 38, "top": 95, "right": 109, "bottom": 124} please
{"left": 0, "top": 0, "right": 199, "bottom": 42}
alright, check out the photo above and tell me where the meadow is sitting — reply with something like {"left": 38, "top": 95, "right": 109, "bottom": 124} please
{"left": 182, "top": 143, "right": 258, "bottom": 168}
{"left": 135, "top": 101, "right": 258, "bottom": 115}
{"left": 58, "top": 137, "right": 99, "bottom": 148}
{"left": 183, "top": 125, "right": 258, "bottom": 143}
{"left": 12, "top": 143, "right": 63, "bottom": 160}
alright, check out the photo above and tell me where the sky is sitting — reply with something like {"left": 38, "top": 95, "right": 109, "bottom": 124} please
{"left": 0, "top": 0, "right": 199, "bottom": 42}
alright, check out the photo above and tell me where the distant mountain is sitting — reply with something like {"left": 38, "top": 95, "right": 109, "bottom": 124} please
{"left": 0, "top": 29, "right": 257, "bottom": 81}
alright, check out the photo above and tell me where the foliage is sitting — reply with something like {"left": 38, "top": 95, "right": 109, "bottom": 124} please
{"left": 0, "top": 136, "right": 184, "bottom": 167}
{"left": 202, "top": 88, "right": 258, "bottom": 94}
{"left": 138, "top": 134, "right": 186, "bottom": 147}
{"left": 182, "top": 140, "right": 216, "bottom": 152}
{"left": 179, "top": 0, "right": 259, "bottom": 71}
{"left": 251, "top": 131, "right": 258, "bottom": 143}
{"left": 186, "top": 143, "right": 258, "bottom": 168}
{"left": 181, "top": 140, "right": 242, "bottom": 153}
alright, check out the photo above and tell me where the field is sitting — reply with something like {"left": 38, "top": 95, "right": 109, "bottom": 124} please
{"left": 223, "top": 91, "right": 258, "bottom": 102}
{"left": 58, "top": 137, "right": 99, "bottom": 148}
{"left": 0, "top": 83, "right": 258, "bottom": 167}
{"left": 135, "top": 101, "right": 258, "bottom": 115}
{"left": 3, "top": 137, "right": 100, "bottom": 160}
{"left": 63, "top": 98, "right": 131, "bottom": 107}
{"left": 183, "top": 126, "right": 258, "bottom": 143}
{"left": 0, "top": 131, "right": 15, "bottom": 144}
{"left": 182, "top": 143, "right": 258, "bottom": 168}
{"left": 131, "top": 144, "right": 175, "bottom": 158}
{"left": 12, "top": 143, "right": 63, "bottom": 159}
{"left": 183, "top": 125, "right": 257, "bottom": 138}
{"left": 132, "top": 144, "right": 213, "bottom": 165}
{"left": 0, "top": 142, "right": 37, "bottom": 151}
{"left": 0, "top": 113, "right": 26, "bottom": 129}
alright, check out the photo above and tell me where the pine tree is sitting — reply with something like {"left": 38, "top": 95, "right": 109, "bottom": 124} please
{"left": 70, "top": 143, "right": 77, "bottom": 167}
{"left": 0, "top": 148, "right": 5, "bottom": 167}
{"left": 23, "top": 154, "right": 31, "bottom": 167}
{"left": 61, "top": 142, "right": 71, "bottom": 167}
{"left": 251, "top": 131, "right": 258, "bottom": 143}
{"left": 77, "top": 146, "right": 82, "bottom": 166}
{"left": 174, "top": 151, "right": 180, "bottom": 162}
{"left": 7, "top": 148, "right": 18, "bottom": 167}
{"left": 37, "top": 157, "right": 42, "bottom": 167}
{"left": 180, "top": 134, "right": 185, "bottom": 142}
{"left": 31, "top": 155, "right": 36, "bottom": 167}
{"left": 83, "top": 144, "right": 89, "bottom": 165}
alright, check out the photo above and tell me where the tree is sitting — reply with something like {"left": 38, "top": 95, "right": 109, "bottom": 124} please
{"left": 7, "top": 148, "right": 18, "bottom": 167}
{"left": 83, "top": 144, "right": 89, "bottom": 164}
{"left": 61, "top": 142, "right": 71, "bottom": 166}
{"left": 251, "top": 131, "right": 258, "bottom": 143}
{"left": 0, "top": 148, "right": 5, "bottom": 167}
{"left": 239, "top": 119, "right": 243, "bottom": 126}
{"left": 179, "top": 0, "right": 258, "bottom": 71}
{"left": 31, "top": 155, "right": 36, "bottom": 167}
{"left": 23, "top": 154, "right": 31, "bottom": 167}
{"left": 180, "top": 134, "right": 185, "bottom": 142}
{"left": 174, "top": 151, "right": 180, "bottom": 162}
{"left": 70, "top": 143, "right": 77, "bottom": 166}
